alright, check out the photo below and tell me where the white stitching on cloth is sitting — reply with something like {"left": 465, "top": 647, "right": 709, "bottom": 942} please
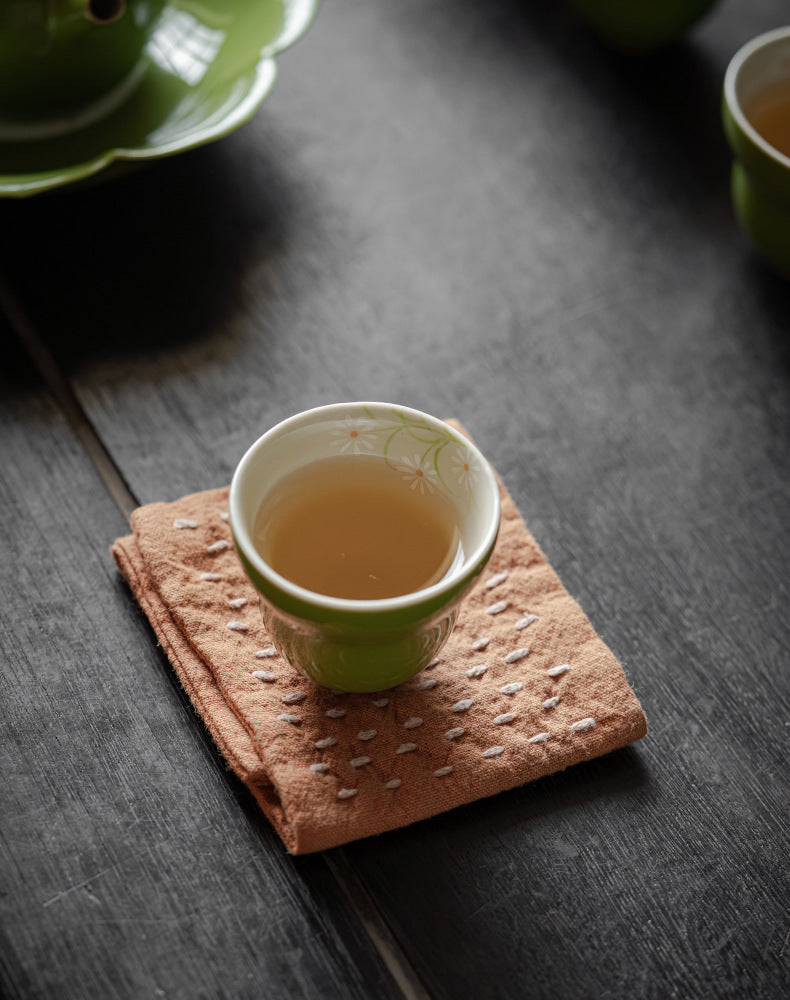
{"left": 414, "top": 677, "right": 438, "bottom": 690}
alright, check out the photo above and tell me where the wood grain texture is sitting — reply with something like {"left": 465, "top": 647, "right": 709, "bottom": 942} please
{"left": 1, "top": 0, "right": 789, "bottom": 997}
{"left": 0, "top": 324, "right": 404, "bottom": 999}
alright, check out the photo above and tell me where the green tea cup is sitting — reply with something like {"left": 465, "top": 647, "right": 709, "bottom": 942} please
{"left": 722, "top": 26, "right": 790, "bottom": 278}
{"left": 569, "top": 0, "right": 718, "bottom": 51}
{"left": 229, "top": 403, "right": 501, "bottom": 693}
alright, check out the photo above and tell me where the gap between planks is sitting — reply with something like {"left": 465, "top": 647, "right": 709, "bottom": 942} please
{"left": 324, "top": 850, "right": 433, "bottom": 1000}
{"left": 0, "top": 273, "right": 434, "bottom": 1000}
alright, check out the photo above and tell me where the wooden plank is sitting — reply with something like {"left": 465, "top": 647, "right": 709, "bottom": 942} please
{"left": 1, "top": 1, "right": 788, "bottom": 998}
{"left": 0, "top": 320, "right": 405, "bottom": 999}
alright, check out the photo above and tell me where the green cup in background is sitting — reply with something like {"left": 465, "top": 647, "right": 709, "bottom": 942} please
{"left": 722, "top": 26, "right": 790, "bottom": 278}
{"left": 569, "top": 0, "right": 719, "bottom": 51}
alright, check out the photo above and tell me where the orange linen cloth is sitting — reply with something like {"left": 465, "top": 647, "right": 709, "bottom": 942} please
{"left": 112, "top": 423, "right": 647, "bottom": 854}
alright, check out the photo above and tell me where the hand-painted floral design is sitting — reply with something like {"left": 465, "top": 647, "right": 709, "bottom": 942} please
{"left": 396, "top": 454, "right": 440, "bottom": 494}
{"left": 332, "top": 416, "right": 377, "bottom": 455}
{"left": 329, "top": 406, "right": 485, "bottom": 511}
{"left": 451, "top": 446, "right": 478, "bottom": 493}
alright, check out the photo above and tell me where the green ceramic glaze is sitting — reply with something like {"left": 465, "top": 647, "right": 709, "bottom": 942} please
{"left": 722, "top": 27, "right": 790, "bottom": 278}
{"left": 229, "top": 403, "right": 501, "bottom": 693}
{"left": 0, "top": 0, "right": 321, "bottom": 196}
{"left": 0, "top": 1, "right": 164, "bottom": 116}
{"left": 569, "top": 0, "right": 718, "bottom": 51}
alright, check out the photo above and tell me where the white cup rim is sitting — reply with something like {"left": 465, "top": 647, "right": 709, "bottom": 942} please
{"left": 723, "top": 25, "right": 790, "bottom": 171}
{"left": 229, "top": 402, "right": 501, "bottom": 615}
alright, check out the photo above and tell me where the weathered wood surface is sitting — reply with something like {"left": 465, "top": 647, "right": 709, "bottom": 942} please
{"left": 2, "top": 1, "right": 789, "bottom": 998}
{"left": 0, "top": 324, "right": 404, "bottom": 997}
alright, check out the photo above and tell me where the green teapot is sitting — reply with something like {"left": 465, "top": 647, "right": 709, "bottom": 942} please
{"left": 0, "top": 0, "right": 163, "bottom": 117}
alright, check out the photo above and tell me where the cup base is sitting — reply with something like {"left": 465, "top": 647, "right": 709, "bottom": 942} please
{"left": 263, "top": 602, "right": 458, "bottom": 693}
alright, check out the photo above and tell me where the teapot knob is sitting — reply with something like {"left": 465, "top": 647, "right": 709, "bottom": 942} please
{"left": 86, "top": 0, "right": 126, "bottom": 23}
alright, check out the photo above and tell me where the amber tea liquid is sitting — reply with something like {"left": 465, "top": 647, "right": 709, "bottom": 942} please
{"left": 747, "top": 78, "right": 790, "bottom": 158}
{"left": 253, "top": 456, "right": 462, "bottom": 599}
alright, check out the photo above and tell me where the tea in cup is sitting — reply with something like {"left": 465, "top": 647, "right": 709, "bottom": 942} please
{"left": 722, "top": 26, "right": 790, "bottom": 277}
{"left": 229, "top": 403, "right": 501, "bottom": 692}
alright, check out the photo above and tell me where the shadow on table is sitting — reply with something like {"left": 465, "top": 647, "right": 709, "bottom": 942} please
{"left": 404, "top": 0, "right": 731, "bottom": 206}
{"left": 0, "top": 137, "right": 295, "bottom": 373}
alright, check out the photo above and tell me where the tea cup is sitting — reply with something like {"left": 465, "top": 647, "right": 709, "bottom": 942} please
{"left": 722, "top": 26, "right": 790, "bottom": 277}
{"left": 568, "top": 0, "right": 719, "bottom": 51}
{"left": 229, "top": 403, "right": 501, "bottom": 693}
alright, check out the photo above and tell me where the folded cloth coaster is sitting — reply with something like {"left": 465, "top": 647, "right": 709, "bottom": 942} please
{"left": 112, "top": 421, "right": 647, "bottom": 854}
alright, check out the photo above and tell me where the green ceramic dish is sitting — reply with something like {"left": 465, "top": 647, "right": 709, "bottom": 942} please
{"left": 229, "top": 403, "right": 501, "bottom": 693}
{"left": 0, "top": 0, "right": 320, "bottom": 197}
{"left": 722, "top": 26, "right": 790, "bottom": 278}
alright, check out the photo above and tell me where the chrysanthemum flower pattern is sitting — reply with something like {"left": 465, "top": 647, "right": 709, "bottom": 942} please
{"left": 332, "top": 416, "right": 377, "bottom": 455}
{"left": 328, "top": 407, "right": 482, "bottom": 510}
{"left": 451, "top": 447, "right": 478, "bottom": 493}
{"left": 395, "top": 454, "right": 440, "bottom": 494}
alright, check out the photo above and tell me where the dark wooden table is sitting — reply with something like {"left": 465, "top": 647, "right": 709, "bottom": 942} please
{"left": 2, "top": 2, "right": 788, "bottom": 998}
